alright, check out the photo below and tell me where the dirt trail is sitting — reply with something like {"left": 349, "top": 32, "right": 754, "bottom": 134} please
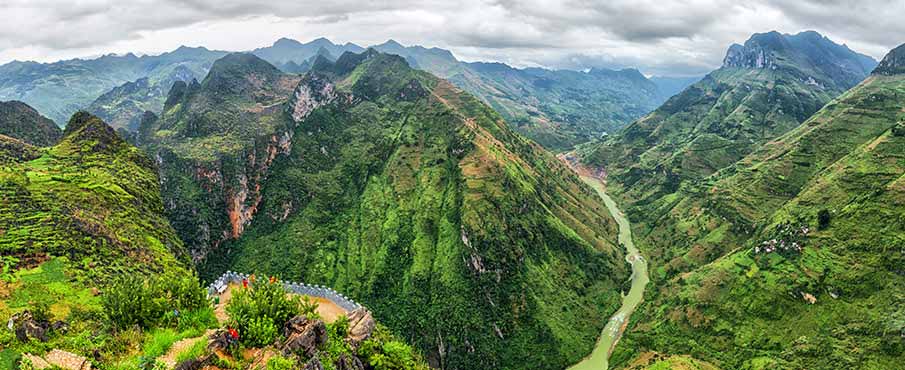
{"left": 158, "top": 330, "right": 215, "bottom": 369}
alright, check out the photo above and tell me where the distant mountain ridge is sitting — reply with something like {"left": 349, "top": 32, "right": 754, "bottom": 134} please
{"left": 0, "top": 46, "right": 227, "bottom": 126}
{"left": 723, "top": 30, "right": 877, "bottom": 89}
{"left": 0, "top": 37, "right": 683, "bottom": 151}
{"left": 0, "top": 100, "right": 62, "bottom": 146}
{"left": 246, "top": 37, "right": 672, "bottom": 149}
{"left": 580, "top": 30, "right": 878, "bottom": 216}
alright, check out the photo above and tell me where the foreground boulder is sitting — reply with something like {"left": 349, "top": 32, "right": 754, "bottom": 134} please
{"left": 346, "top": 308, "right": 374, "bottom": 347}
{"left": 336, "top": 354, "right": 365, "bottom": 370}
{"left": 281, "top": 315, "right": 327, "bottom": 357}
{"left": 10, "top": 311, "right": 49, "bottom": 343}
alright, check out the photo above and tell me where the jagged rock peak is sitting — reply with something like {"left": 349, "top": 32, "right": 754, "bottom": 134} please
{"left": 722, "top": 31, "right": 786, "bottom": 69}
{"left": 873, "top": 43, "right": 905, "bottom": 75}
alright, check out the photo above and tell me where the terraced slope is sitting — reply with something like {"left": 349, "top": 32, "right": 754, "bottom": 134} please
{"left": 609, "top": 44, "right": 905, "bottom": 370}
{"left": 0, "top": 112, "right": 191, "bottom": 280}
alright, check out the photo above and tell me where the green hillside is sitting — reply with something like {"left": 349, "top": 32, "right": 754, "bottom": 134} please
{"left": 609, "top": 45, "right": 905, "bottom": 370}
{"left": 580, "top": 31, "right": 876, "bottom": 215}
{"left": 139, "top": 50, "right": 628, "bottom": 369}
{"left": 0, "top": 101, "right": 62, "bottom": 147}
{"left": 0, "top": 112, "right": 191, "bottom": 280}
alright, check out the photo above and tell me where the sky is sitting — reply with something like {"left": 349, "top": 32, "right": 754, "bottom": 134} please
{"left": 1, "top": 0, "right": 904, "bottom": 76}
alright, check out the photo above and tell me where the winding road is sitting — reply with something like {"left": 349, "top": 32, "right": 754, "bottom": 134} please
{"left": 569, "top": 175, "right": 649, "bottom": 370}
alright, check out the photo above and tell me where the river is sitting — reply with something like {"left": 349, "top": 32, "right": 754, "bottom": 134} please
{"left": 568, "top": 176, "right": 649, "bottom": 370}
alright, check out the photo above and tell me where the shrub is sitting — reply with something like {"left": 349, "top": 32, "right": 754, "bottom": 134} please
{"left": 243, "top": 316, "right": 279, "bottom": 347}
{"left": 332, "top": 315, "right": 350, "bottom": 338}
{"left": 104, "top": 274, "right": 210, "bottom": 329}
{"left": 358, "top": 339, "right": 418, "bottom": 370}
{"left": 266, "top": 355, "right": 296, "bottom": 370}
{"left": 226, "top": 277, "right": 300, "bottom": 346}
{"left": 300, "top": 296, "right": 320, "bottom": 319}
{"left": 104, "top": 275, "right": 165, "bottom": 329}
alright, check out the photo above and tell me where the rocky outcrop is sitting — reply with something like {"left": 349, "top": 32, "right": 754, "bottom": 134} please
{"left": 9, "top": 311, "right": 53, "bottom": 343}
{"left": 336, "top": 354, "right": 365, "bottom": 370}
{"left": 346, "top": 308, "right": 375, "bottom": 347}
{"left": 722, "top": 43, "right": 778, "bottom": 70}
{"left": 303, "top": 357, "right": 325, "bottom": 370}
{"left": 281, "top": 315, "right": 328, "bottom": 357}
{"left": 873, "top": 43, "right": 905, "bottom": 75}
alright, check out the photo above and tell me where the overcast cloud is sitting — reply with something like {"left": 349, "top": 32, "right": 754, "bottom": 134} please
{"left": 1, "top": 0, "right": 903, "bottom": 76}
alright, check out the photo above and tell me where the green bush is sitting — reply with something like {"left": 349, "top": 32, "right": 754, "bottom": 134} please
{"left": 225, "top": 277, "right": 300, "bottom": 346}
{"left": 104, "top": 275, "right": 164, "bottom": 329}
{"left": 266, "top": 355, "right": 295, "bottom": 370}
{"left": 358, "top": 339, "right": 419, "bottom": 370}
{"left": 243, "top": 316, "right": 279, "bottom": 347}
{"left": 103, "top": 274, "right": 210, "bottom": 329}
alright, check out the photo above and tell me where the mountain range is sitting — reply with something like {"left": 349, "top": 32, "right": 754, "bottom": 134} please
{"left": 1, "top": 27, "right": 903, "bottom": 370}
{"left": 0, "top": 38, "right": 698, "bottom": 151}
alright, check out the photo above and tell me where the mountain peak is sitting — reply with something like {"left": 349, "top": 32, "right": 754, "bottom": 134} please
{"left": 61, "top": 111, "right": 124, "bottom": 153}
{"left": 205, "top": 53, "right": 282, "bottom": 83}
{"left": 273, "top": 37, "right": 302, "bottom": 47}
{"left": 873, "top": 43, "right": 905, "bottom": 75}
{"left": 378, "top": 39, "right": 405, "bottom": 50}
{"left": 721, "top": 30, "right": 877, "bottom": 88}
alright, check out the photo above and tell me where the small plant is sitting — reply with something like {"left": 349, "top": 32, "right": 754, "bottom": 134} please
{"left": 300, "top": 296, "right": 320, "bottom": 319}
{"left": 104, "top": 274, "right": 210, "bottom": 329}
{"left": 358, "top": 339, "right": 418, "bottom": 370}
{"left": 266, "top": 354, "right": 296, "bottom": 370}
{"left": 332, "top": 315, "right": 350, "bottom": 338}
{"left": 243, "top": 316, "right": 279, "bottom": 347}
{"left": 0, "top": 256, "right": 19, "bottom": 283}
{"left": 137, "top": 356, "right": 167, "bottom": 370}
{"left": 226, "top": 276, "right": 300, "bottom": 346}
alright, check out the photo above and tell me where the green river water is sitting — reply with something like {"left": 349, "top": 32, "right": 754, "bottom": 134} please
{"left": 569, "top": 176, "right": 650, "bottom": 370}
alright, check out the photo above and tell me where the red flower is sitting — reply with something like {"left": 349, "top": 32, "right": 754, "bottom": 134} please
{"left": 228, "top": 328, "right": 239, "bottom": 339}
{"left": 242, "top": 279, "right": 248, "bottom": 288}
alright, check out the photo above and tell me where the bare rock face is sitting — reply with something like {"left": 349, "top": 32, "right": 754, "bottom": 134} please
{"left": 346, "top": 308, "right": 375, "bottom": 347}
{"left": 11, "top": 311, "right": 49, "bottom": 343}
{"left": 336, "top": 354, "right": 365, "bottom": 370}
{"left": 281, "top": 315, "right": 327, "bottom": 357}
{"left": 874, "top": 43, "right": 905, "bottom": 75}
{"left": 303, "top": 357, "right": 324, "bottom": 370}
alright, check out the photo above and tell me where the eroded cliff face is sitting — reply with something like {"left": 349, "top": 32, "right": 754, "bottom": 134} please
{"left": 152, "top": 73, "right": 338, "bottom": 260}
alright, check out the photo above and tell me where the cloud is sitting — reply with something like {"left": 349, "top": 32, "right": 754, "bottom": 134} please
{"left": 0, "top": 0, "right": 903, "bottom": 76}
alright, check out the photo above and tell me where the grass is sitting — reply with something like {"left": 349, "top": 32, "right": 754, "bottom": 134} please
{"left": 607, "top": 74, "right": 905, "bottom": 369}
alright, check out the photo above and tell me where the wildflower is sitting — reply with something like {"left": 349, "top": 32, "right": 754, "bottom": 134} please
{"left": 228, "top": 327, "right": 239, "bottom": 340}
{"left": 242, "top": 279, "right": 248, "bottom": 288}
{"left": 270, "top": 276, "right": 277, "bottom": 283}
